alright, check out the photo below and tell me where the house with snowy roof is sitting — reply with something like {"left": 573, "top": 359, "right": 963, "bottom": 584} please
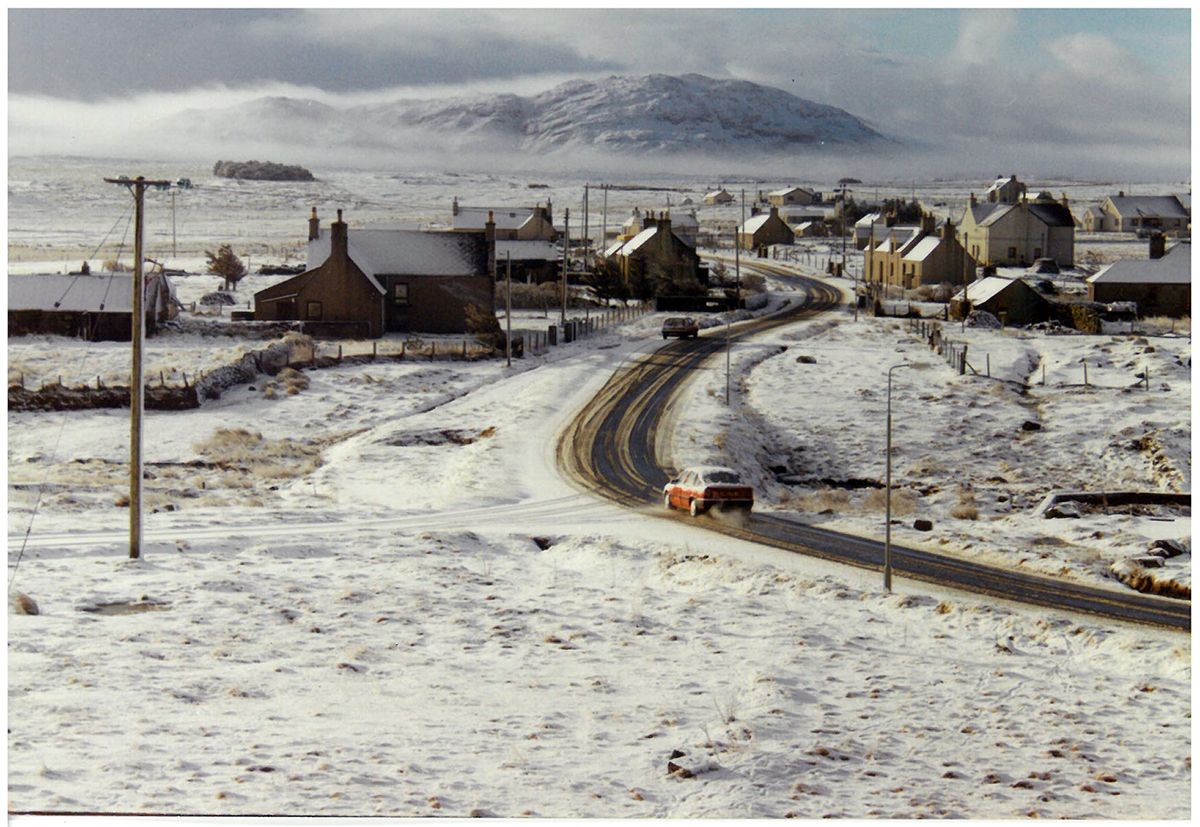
{"left": 703, "top": 189, "right": 734, "bottom": 205}
{"left": 1080, "top": 193, "right": 1189, "bottom": 234}
{"left": 986, "top": 174, "right": 1027, "bottom": 204}
{"left": 254, "top": 208, "right": 495, "bottom": 337}
{"left": 950, "top": 276, "right": 1052, "bottom": 326}
{"left": 452, "top": 198, "right": 556, "bottom": 242}
{"left": 958, "top": 190, "right": 1075, "bottom": 268}
{"left": 767, "top": 186, "right": 817, "bottom": 207}
{"left": 604, "top": 212, "right": 702, "bottom": 288}
{"left": 8, "top": 270, "right": 177, "bottom": 340}
{"left": 738, "top": 205, "right": 794, "bottom": 250}
{"left": 863, "top": 213, "right": 976, "bottom": 290}
{"left": 1087, "top": 238, "right": 1190, "bottom": 317}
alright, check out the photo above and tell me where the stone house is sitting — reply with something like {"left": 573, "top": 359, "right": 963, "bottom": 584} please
{"left": 986, "top": 174, "right": 1027, "bottom": 204}
{"left": 1087, "top": 239, "right": 1190, "bottom": 317}
{"left": 767, "top": 186, "right": 817, "bottom": 207}
{"left": 958, "top": 191, "right": 1075, "bottom": 268}
{"left": 604, "top": 213, "right": 702, "bottom": 288}
{"left": 863, "top": 214, "right": 976, "bottom": 290}
{"left": 254, "top": 209, "right": 495, "bottom": 338}
{"left": 703, "top": 189, "right": 734, "bottom": 205}
{"left": 452, "top": 199, "right": 556, "bottom": 241}
{"left": 1081, "top": 194, "right": 1189, "bottom": 234}
{"left": 738, "top": 205, "right": 794, "bottom": 250}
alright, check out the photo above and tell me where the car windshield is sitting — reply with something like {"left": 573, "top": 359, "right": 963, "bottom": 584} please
{"left": 705, "top": 471, "right": 741, "bottom": 484}
{"left": 664, "top": 318, "right": 684, "bottom": 325}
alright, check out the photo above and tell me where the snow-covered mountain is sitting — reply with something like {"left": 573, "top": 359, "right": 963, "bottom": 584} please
{"left": 163, "top": 74, "right": 891, "bottom": 157}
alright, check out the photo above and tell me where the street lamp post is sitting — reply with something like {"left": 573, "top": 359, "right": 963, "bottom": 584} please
{"left": 885, "top": 362, "right": 930, "bottom": 591}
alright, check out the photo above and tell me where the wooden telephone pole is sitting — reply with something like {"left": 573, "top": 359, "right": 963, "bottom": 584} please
{"left": 104, "top": 175, "right": 171, "bottom": 560}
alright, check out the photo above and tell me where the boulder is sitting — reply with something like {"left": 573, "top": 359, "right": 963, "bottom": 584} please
{"left": 913, "top": 518, "right": 933, "bottom": 531}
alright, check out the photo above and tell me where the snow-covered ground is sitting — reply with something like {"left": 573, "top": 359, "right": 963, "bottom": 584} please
{"left": 7, "top": 159, "right": 1191, "bottom": 818}
{"left": 8, "top": 286, "right": 1190, "bottom": 819}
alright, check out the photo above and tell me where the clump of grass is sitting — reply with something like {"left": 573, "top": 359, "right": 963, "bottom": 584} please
{"left": 951, "top": 504, "right": 980, "bottom": 520}
{"left": 864, "top": 487, "right": 916, "bottom": 516}
{"left": 796, "top": 489, "right": 851, "bottom": 512}
{"left": 278, "top": 367, "right": 310, "bottom": 391}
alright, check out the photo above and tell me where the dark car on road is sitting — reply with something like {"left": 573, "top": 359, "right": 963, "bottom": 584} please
{"left": 661, "top": 317, "right": 700, "bottom": 339}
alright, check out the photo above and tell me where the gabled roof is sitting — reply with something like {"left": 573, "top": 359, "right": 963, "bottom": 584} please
{"left": 952, "top": 276, "right": 1024, "bottom": 304}
{"left": 963, "top": 202, "right": 1009, "bottom": 226}
{"left": 453, "top": 206, "right": 541, "bottom": 232}
{"left": 740, "top": 213, "right": 774, "bottom": 234}
{"left": 987, "top": 176, "right": 1020, "bottom": 193}
{"left": 1104, "top": 195, "right": 1190, "bottom": 220}
{"left": 769, "top": 186, "right": 812, "bottom": 197}
{"left": 8, "top": 272, "right": 171, "bottom": 313}
{"left": 1026, "top": 201, "right": 1075, "bottom": 228}
{"left": 855, "top": 212, "right": 883, "bottom": 228}
{"left": 671, "top": 211, "right": 699, "bottom": 228}
{"left": 616, "top": 226, "right": 661, "bottom": 255}
{"left": 902, "top": 236, "right": 943, "bottom": 263}
{"left": 864, "top": 226, "right": 921, "bottom": 252}
{"left": 309, "top": 227, "right": 487, "bottom": 291}
{"left": 1088, "top": 242, "right": 1190, "bottom": 285}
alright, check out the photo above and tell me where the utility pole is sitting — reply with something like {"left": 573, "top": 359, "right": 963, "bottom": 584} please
{"left": 171, "top": 189, "right": 176, "bottom": 257}
{"left": 506, "top": 252, "right": 512, "bottom": 368}
{"left": 561, "top": 207, "right": 570, "bottom": 326}
{"left": 583, "top": 184, "right": 589, "bottom": 270}
{"left": 962, "top": 231, "right": 970, "bottom": 332}
{"left": 104, "top": 175, "right": 171, "bottom": 560}
{"left": 736, "top": 189, "right": 743, "bottom": 296}
{"left": 602, "top": 184, "right": 608, "bottom": 254}
{"left": 839, "top": 184, "right": 856, "bottom": 321}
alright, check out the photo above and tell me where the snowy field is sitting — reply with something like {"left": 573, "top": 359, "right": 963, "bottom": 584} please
{"left": 7, "top": 158, "right": 1191, "bottom": 818}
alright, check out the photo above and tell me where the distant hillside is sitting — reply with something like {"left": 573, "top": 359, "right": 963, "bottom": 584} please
{"left": 170, "top": 74, "right": 893, "bottom": 157}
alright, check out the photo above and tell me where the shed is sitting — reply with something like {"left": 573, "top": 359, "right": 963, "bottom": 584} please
{"left": 1087, "top": 241, "right": 1190, "bottom": 317}
{"left": 951, "top": 276, "right": 1051, "bottom": 325}
{"left": 8, "top": 271, "right": 177, "bottom": 340}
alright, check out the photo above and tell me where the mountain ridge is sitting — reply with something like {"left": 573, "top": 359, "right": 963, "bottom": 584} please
{"left": 166, "top": 73, "right": 893, "bottom": 157}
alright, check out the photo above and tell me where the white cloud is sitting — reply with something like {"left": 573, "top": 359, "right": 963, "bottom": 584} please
{"left": 949, "top": 10, "right": 1018, "bottom": 67}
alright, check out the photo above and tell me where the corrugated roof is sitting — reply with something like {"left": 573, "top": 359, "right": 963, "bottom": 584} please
{"left": 8, "top": 272, "right": 171, "bottom": 313}
{"left": 1087, "top": 242, "right": 1191, "bottom": 285}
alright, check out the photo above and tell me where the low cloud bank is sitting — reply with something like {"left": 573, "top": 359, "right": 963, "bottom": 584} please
{"left": 9, "top": 85, "right": 1189, "bottom": 184}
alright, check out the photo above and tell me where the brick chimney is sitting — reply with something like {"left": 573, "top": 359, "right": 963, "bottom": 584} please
{"left": 1061, "top": 192, "right": 1069, "bottom": 209}
{"left": 941, "top": 220, "right": 956, "bottom": 241}
{"left": 331, "top": 209, "right": 348, "bottom": 261}
{"left": 308, "top": 206, "right": 320, "bottom": 241}
{"left": 1149, "top": 233, "right": 1166, "bottom": 260}
{"left": 920, "top": 211, "right": 935, "bottom": 234}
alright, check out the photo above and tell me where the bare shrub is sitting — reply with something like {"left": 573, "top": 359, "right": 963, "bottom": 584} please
{"left": 740, "top": 273, "right": 767, "bottom": 294}
{"left": 102, "top": 259, "right": 132, "bottom": 273}
{"left": 796, "top": 489, "right": 851, "bottom": 512}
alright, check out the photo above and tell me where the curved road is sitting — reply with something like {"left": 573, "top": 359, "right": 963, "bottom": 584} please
{"left": 558, "top": 261, "right": 1190, "bottom": 631}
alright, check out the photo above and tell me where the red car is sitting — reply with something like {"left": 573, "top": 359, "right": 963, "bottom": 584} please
{"left": 663, "top": 466, "right": 754, "bottom": 516}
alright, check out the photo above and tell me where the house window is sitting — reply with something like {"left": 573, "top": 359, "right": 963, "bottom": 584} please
{"left": 393, "top": 283, "right": 409, "bottom": 307}
{"left": 1034, "top": 247, "right": 1042, "bottom": 259}
{"left": 1008, "top": 247, "right": 1017, "bottom": 259}
{"left": 305, "top": 300, "right": 322, "bottom": 320}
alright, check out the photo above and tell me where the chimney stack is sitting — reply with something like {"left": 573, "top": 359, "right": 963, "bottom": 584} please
{"left": 1061, "top": 192, "right": 1069, "bottom": 209}
{"left": 1149, "top": 233, "right": 1166, "bottom": 260}
{"left": 452, "top": 197, "right": 459, "bottom": 217}
{"left": 969, "top": 192, "right": 977, "bottom": 207}
{"left": 330, "top": 209, "right": 348, "bottom": 261}
{"left": 308, "top": 206, "right": 320, "bottom": 241}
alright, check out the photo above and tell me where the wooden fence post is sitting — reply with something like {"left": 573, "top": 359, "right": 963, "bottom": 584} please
{"left": 401, "top": 341, "right": 406, "bottom": 360}
{"left": 1145, "top": 366, "right": 1150, "bottom": 391}
{"left": 986, "top": 354, "right": 990, "bottom": 378}
{"left": 338, "top": 344, "right": 343, "bottom": 362}
{"left": 1083, "top": 360, "right": 1088, "bottom": 386}
{"left": 372, "top": 341, "right": 377, "bottom": 360}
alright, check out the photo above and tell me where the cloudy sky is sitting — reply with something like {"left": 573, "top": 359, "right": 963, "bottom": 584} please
{"left": 8, "top": 7, "right": 1191, "bottom": 178}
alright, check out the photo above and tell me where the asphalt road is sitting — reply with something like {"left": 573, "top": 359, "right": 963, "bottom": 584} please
{"left": 557, "top": 261, "right": 1190, "bottom": 631}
